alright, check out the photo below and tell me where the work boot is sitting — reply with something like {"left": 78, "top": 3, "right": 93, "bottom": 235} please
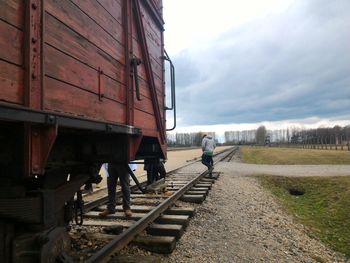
{"left": 99, "top": 209, "right": 115, "bottom": 217}
{"left": 124, "top": 209, "right": 132, "bottom": 218}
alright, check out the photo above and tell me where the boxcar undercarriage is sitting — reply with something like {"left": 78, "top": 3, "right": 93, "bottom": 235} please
{"left": 0, "top": 106, "right": 166, "bottom": 261}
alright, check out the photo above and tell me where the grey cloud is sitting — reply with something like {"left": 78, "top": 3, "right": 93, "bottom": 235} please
{"left": 171, "top": 0, "right": 350, "bottom": 127}
{"left": 171, "top": 50, "right": 201, "bottom": 87}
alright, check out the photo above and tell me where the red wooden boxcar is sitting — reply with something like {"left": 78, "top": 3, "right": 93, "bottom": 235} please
{"left": 0, "top": 0, "right": 174, "bottom": 261}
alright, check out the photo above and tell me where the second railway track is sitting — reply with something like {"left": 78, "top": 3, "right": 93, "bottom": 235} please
{"left": 67, "top": 147, "right": 237, "bottom": 262}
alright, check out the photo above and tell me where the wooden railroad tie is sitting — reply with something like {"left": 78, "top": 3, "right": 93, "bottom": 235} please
{"left": 132, "top": 235, "right": 176, "bottom": 254}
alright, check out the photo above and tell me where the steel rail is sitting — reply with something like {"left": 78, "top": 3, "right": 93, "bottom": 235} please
{"left": 87, "top": 147, "right": 237, "bottom": 262}
{"left": 220, "top": 146, "right": 238, "bottom": 162}
{"left": 83, "top": 182, "right": 148, "bottom": 212}
{"left": 83, "top": 147, "right": 235, "bottom": 212}
{"left": 87, "top": 171, "right": 210, "bottom": 262}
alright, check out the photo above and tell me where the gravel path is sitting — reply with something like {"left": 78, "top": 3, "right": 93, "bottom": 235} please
{"left": 158, "top": 160, "right": 349, "bottom": 263}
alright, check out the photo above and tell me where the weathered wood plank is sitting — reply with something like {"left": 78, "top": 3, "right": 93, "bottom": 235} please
{"left": 201, "top": 178, "right": 216, "bottom": 183}
{"left": 45, "top": 0, "right": 124, "bottom": 64}
{"left": 140, "top": 2, "right": 162, "bottom": 39}
{"left": 134, "top": 109, "right": 157, "bottom": 130}
{"left": 185, "top": 191, "right": 208, "bottom": 196}
{"left": 149, "top": 0, "right": 163, "bottom": 15}
{"left": 0, "top": 0, "right": 24, "bottom": 29}
{"left": 132, "top": 38, "right": 163, "bottom": 84}
{"left": 0, "top": 60, "right": 23, "bottom": 104}
{"left": 110, "top": 255, "right": 160, "bottom": 263}
{"left": 71, "top": 0, "right": 123, "bottom": 43}
{"left": 0, "top": 21, "right": 23, "bottom": 65}
{"left": 130, "top": 194, "right": 167, "bottom": 199}
{"left": 78, "top": 219, "right": 132, "bottom": 228}
{"left": 132, "top": 235, "right": 176, "bottom": 254}
{"left": 166, "top": 207, "right": 195, "bottom": 217}
{"left": 44, "top": 77, "right": 126, "bottom": 123}
{"left": 180, "top": 194, "right": 206, "bottom": 204}
{"left": 44, "top": 44, "right": 126, "bottom": 104}
{"left": 84, "top": 210, "right": 146, "bottom": 220}
{"left": 45, "top": 13, "right": 126, "bottom": 84}
{"left": 189, "top": 187, "right": 210, "bottom": 192}
{"left": 131, "top": 77, "right": 165, "bottom": 118}
{"left": 134, "top": 96, "right": 154, "bottom": 116}
{"left": 137, "top": 76, "right": 164, "bottom": 102}
{"left": 96, "top": 0, "right": 122, "bottom": 23}
{"left": 115, "top": 205, "right": 155, "bottom": 213}
{"left": 147, "top": 223, "right": 183, "bottom": 240}
{"left": 195, "top": 183, "right": 212, "bottom": 189}
{"left": 156, "top": 214, "right": 189, "bottom": 227}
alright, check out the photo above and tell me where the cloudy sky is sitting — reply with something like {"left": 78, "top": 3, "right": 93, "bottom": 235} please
{"left": 162, "top": 0, "right": 350, "bottom": 133}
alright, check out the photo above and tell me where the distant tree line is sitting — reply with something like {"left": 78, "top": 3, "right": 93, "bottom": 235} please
{"left": 288, "top": 125, "right": 350, "bottom": 146}
{"left": 224, "top": 130, "right": 257, "bottom": 144}
{"left": 167, "top": 125, "right": 350, "bottom": 147}
{"left": 224, "top": 126, "right": 267, "bottom": 145}
{"left": 167, "top": 132, "right": 216, "bottom": 147}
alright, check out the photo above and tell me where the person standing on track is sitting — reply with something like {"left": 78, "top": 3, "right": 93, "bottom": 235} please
{"left": 99, "top": 163, "right": 135, "bottom": 218}
{"left": 201, "top": 134, "right": 216, "bottom": 177}
{"left": 144, "top": 159, "right": 166, "bottom": 185}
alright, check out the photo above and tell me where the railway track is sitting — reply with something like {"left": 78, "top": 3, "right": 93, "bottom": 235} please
{"left": 220, "top": 146, "right": 239, "bottom": 162}
{"left": 67, "top": 147, "right": 237, "bottom": 262}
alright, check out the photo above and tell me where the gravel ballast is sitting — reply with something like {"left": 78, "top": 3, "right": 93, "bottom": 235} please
{"left": 158, "top": 162, "right": 349, "bottom": 263}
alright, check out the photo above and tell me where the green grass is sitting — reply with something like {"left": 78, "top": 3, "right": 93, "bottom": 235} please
{"left": 256, "top": 175, "right": 350, "bottom": 258}
{"left": 242, "top": 147, "right": 350, "bottom": 165}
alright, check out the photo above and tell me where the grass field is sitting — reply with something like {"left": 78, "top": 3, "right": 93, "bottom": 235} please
{"left": 256, "top": 175, "right": 350, "bottom": 258}
{"left": 241, "top": 147, "right": 350, "bottom": 165}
